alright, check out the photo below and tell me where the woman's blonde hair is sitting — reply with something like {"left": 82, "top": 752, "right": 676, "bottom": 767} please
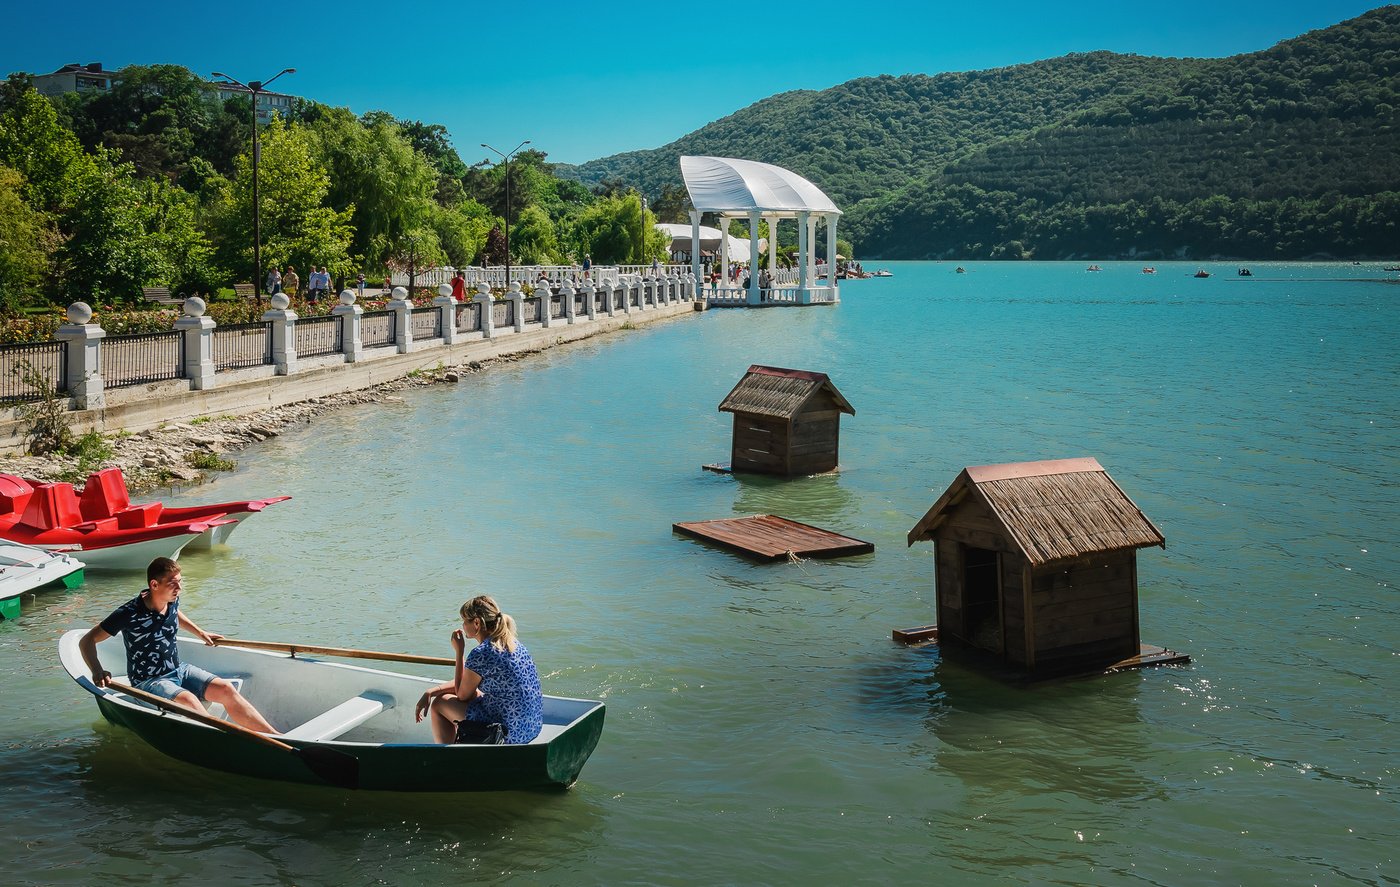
{"left": 461, "top": 595, "right": 519, "bottom": 652}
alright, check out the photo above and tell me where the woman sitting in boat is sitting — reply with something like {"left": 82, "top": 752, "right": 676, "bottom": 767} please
{"left": 416, "top": 595, "right": 543, "bottom": 744}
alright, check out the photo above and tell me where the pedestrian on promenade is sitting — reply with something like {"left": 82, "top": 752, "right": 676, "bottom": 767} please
{"left": 357, "top": 273, "right": 366, "bottom": 298}
{"left": 450, "top": 270, "right": 466, "bottom": 301}
{"left": 283, "top": 266, "right": 300, "bottom": 298}
{"left": 266, "top": 266, "right": 282, "bottom": 295}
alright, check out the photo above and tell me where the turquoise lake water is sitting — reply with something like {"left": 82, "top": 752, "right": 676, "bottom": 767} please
{"left": 1, "top": 261, "right": 1396, "bottom": 885}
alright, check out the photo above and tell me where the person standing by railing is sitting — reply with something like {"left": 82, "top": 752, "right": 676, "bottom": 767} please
{"left": 265, "top": 266, "right": 282, "bottom": 296}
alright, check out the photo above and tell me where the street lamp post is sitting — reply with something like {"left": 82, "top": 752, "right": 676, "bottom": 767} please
{"left": 481, "top": 139, "right": 530, "bottom": 291}
{"left": 212, "top": 68, "right": 295, "bottom": 305}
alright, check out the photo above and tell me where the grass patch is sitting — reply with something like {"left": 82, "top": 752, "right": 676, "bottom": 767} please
{"left": 186, "top": 451, "right": 235, "bottom": 472}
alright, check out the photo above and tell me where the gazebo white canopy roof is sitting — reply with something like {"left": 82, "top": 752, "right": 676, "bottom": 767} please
{"left": 680, "top": 156, "right": 840, "bottom": 218}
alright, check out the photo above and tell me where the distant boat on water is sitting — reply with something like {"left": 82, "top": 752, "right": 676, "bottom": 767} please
{"left": 1086, "top": 264, "right": 1103, "bottom": 272}
{"left": 955, "top": 267, "right": 966, "bottom": 274}
{"left": 1194, "top": 269, "right": 1211, "bottom": 278}
{"left": 1238, "top": 268, "right": 1253, "bottom": 277}
{"left": 1141, "top": 267, "right": 1156, "bottom": 274}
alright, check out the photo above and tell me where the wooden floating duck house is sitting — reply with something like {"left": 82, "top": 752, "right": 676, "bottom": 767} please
{"left": 903, "top": 458, "right": 1187, "bottom": 678}
{"left": 715, "top": 365, "right": 854, "bottom": 476}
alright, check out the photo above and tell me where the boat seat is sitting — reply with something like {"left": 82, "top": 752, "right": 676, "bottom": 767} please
{"left": 115, "top": 503, "right": 164, "bottom": 529}
{"left": 79, "top": 468, "right": 132, "bottom": 521}
{"left": 0, "top": 474, "right": 34, "bottom": 515}
{"left": 18, "top": 483, "right": 83, "bottom": 532}
{"left": 534, "top": 723, "right": 568, "bottom": 744}
{"left": 282, "top": 693, "right": 391, "bottom": 742}
{"left": 204, "top": 677, "right": 245, "bottom": 720}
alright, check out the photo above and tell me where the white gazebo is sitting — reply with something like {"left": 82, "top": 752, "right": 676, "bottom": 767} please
{"left": 680, "top": 155, "right": 841, "bottom": 306}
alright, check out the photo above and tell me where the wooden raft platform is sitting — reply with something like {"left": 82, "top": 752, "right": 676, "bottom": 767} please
{"left": 673, "top": 514, "right": 874, "bottom": 561}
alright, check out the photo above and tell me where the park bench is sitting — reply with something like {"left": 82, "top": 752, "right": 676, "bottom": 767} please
{"left": 142, "top": 286, "right": 181, "bottom": 305}
{"left": 234, "top": 283, "right": 257, "bottom": 301}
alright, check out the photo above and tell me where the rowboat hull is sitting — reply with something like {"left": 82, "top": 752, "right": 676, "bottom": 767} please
{"left": 60, "top": 630, "right": 605, "bottom": 791}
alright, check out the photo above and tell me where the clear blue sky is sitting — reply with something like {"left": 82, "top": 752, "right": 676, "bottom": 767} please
{"left": 9, "top": 1, "right": 1391, "bottom": 166}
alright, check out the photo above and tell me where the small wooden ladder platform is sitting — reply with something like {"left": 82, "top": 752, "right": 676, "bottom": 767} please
{"left": 672, "top": 514, "right": 874, "bottom": 561}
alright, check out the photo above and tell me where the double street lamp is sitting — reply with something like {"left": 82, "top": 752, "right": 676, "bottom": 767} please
{"left": 480, "top": 139, "right": 530, "bottom": 290}
{"left": 211, "top": 67, "right": 295, "bottom": 303}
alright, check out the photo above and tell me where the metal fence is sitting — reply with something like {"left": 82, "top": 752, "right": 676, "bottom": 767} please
{"left": 361, "top": 310, "right": 396, "bottom": 348}
{"left": 213, "top": 322, "right": 272, "bottom": 372}
{"left": 103, "top": 331, "right": 184, "bottom": 388}
{"left": 456, "top": 302, "right": 481, "bottom": 333}
{"left": 0, "top": 341, "right": 68, "bottom": 404}
{"left": 294, "top": 315, "right": 342, "bottom": 358}
{"left": 492, "top": 300, "right": 513, "bottom": 329}
{"left": 410, "top": 306, "right": 442, "bottom": 340}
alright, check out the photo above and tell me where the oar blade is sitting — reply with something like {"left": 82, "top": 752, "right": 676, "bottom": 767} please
{"left": 294, "top": 745, "right": 360, "bottom": 790}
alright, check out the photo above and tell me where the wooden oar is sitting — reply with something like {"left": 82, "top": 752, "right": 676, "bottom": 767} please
{"left": 216, "top": 637, "right": 453, "bottom": 667}
{"left": 107, "top": 680, "right": 359, "bottom": 790}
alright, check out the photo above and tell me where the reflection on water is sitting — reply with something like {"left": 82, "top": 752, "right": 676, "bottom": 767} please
{"left": 729, "top": 469, "right": 862, "bottom": 529}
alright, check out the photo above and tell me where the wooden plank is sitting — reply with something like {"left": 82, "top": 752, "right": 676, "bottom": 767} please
{"left": 673, "top": 514, "right": 874, "bottom": 561}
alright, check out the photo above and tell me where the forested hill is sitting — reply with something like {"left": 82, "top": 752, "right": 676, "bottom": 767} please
{"left": 560, "top": 52, "right": 1198, "bottom": 208}
{"left": 563, "top": 6, "right": 1400, "bottom": 260}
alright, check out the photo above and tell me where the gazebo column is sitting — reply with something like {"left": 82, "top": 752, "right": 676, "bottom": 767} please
{"left": 766, "top": 215, "right": 778, "bottom": 284}
{"left": 797, "top": 210, "right": 810, "bottom": 292}
{"left": 747, "top": 211, "right": 761, "bottom": 306}
{"left": 826, "top": 213, "right": 840, "bottom": 303}
{"left": 689, "top": 210, "right": 702, "bottom": 291}
{"left": 720, "top": 219, "right": 730, "bottom": 293}
{"left": 806, "top": 214, "right": 818, "bottom": 286}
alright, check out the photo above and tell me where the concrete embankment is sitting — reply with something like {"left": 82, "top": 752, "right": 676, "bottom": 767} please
{"left": 0, "top": 301, "right": 700, "bottom": 492}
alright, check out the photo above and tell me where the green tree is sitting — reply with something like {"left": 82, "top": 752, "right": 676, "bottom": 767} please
{"left": 0, "top": 165, "right": 52, "bottom": 311}
{"left": 304, "top": 109, "right": 438, "bottom": 269}
{"left": 209, "top": 119, "right": 354, "bottom": 284}
{"left": 510, "top": 205, "right": 560, "bottom": 265}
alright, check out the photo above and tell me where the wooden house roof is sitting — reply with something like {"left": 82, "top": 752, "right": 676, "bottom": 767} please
{"left": 717, "top": 365, "right": 855, "bottom": 419}
{"left": 905, "top": 457, "right": 1165, "bottom": 566}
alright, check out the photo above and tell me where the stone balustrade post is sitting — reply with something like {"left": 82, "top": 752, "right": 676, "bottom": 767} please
{"left": 261, "top": 292, "right": 298, "bottom": 375}
{"left": 540, "top": 282, "right": 554, "bottom": 329}
{"left": 332, "top": 290, "right": 364, "bottom": 362}
{"left": 620, "top": 276, "right": 634, "bottom": 315}
{"left": 174, "top": 297, "right": 216, "bottom": 390}
{"left": 582, "top": 283, "right": 597, "bottom": 321}
{"left": 601, "top": 278, "right": 616, "bottom": 317}
{"left": 561, "top": 283, "right": 577, "bottom": 324}
{"left": 54, "top": 302, "right": 105, "bottom": 410}
{"left": 475, "top": 283, "right": 495, "bottom": 339}
{"left": 508, "top": 282, "right": 525, "bottom": 332}
{"left": 434, "top": 283, "right": 458, "bottom": 345}
{"left": 387, "top": 286, "right": 414, "bottom": 353}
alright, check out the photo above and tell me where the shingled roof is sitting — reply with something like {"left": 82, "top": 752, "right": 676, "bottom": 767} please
{"left": 906, "top": 457, "right": 1165, "bottom": 566}
{"left": 717, "top": 365, "right": 854, "bottom": 419}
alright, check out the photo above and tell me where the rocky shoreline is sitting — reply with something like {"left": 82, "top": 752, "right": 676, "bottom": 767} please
{"left": 0, "top": 358, "right": 502, "bottom": 494}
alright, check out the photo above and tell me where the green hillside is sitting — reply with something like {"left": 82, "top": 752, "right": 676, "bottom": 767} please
{"left": 563, "top": 6, "right": 1400, "bottom": 259}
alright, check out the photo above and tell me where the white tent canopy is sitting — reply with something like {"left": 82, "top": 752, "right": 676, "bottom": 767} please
{"left": 655, "top": 222, "right": 751, "bottom": 262}
{"left": 679, "top": 155, "right": 841, "bottom": 303}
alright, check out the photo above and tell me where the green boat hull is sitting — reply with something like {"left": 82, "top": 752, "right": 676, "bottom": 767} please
{"left": 95, "top": 696, "right": 605, "bottom": 791}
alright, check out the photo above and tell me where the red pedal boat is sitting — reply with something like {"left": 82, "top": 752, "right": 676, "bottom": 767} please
{"left": 0, "top": 469, "right": 290, "bottom": 571}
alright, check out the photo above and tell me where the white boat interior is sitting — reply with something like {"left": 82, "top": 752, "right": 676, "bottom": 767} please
{"left": 60, "top": 630, "right": 598, "bottom": 746}
{"left": 0, "top": 542, "right": 83, "bottom": 600}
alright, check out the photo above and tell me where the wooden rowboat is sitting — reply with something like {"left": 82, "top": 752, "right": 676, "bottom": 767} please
{"left": 59, "top": 630, "right": 605, "bottom": 791}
